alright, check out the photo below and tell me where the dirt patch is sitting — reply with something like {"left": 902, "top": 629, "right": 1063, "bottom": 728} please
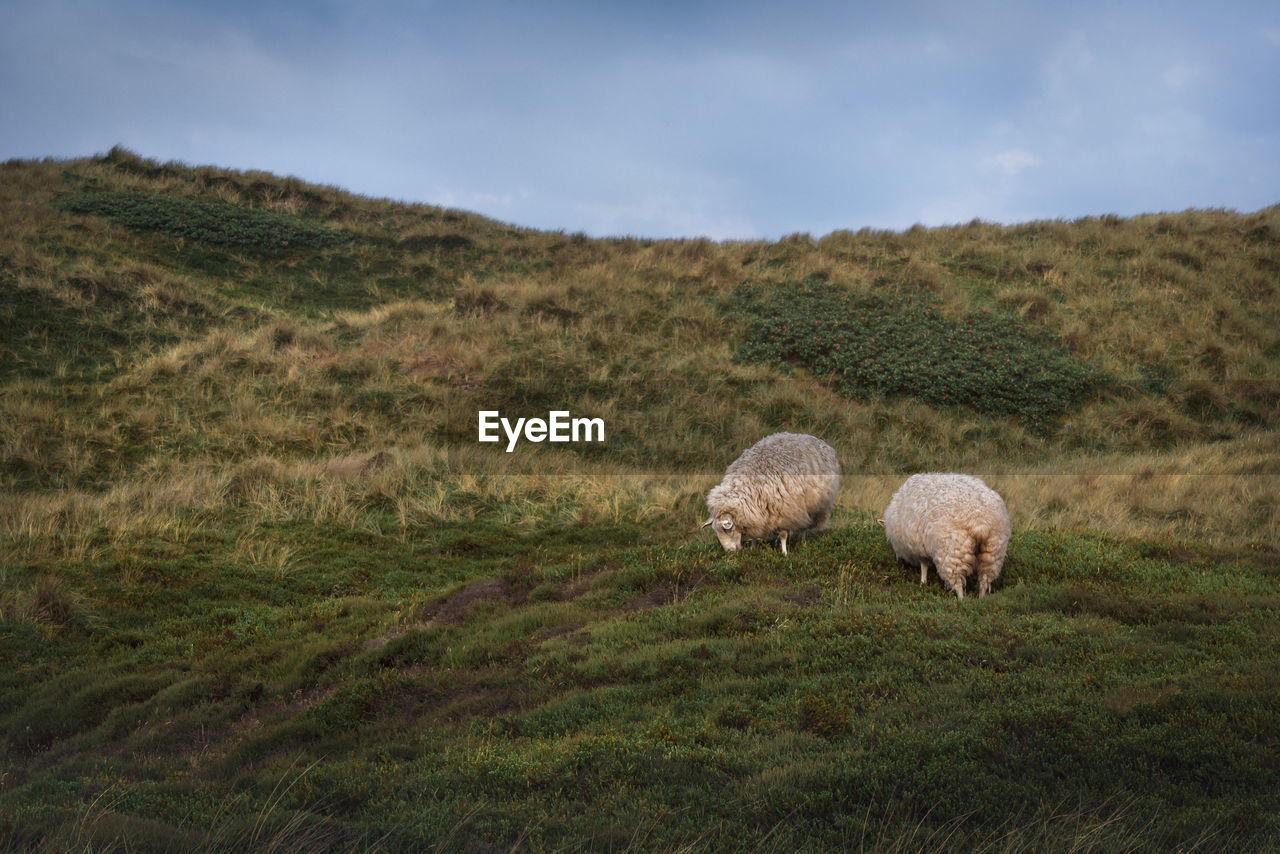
{"left": 326, "top": 449, "right": 393, "bottom": 478}
{"left": 781, "top": 585, "right": 824, "bottom": 607}
{"left": 557, "top": 568, "right": 607, "bottom": 601}
{"left": 227, "top": 683, "right": 339, "bottom": 745}
{"left": 620, "top": 570, "right": 713, "bottom": 612}
{"left": 535, "top": 624, "right": 584, "bottom": 643}
{"left": 440, "top": 684, "right": 527, "bottom": 722}
{"left": 289, "top": 684, "right": 339, "bottom": 711}
{"left": 1162, "top": 544, "right": 1280, "bottom": 573}
{"left": 423, "top": 577, "right": 527, "bottom": 627}
{"left": 401, "top": 354, "right": 480, "bottom": 390}
{"left": 622, "top": 585, "right": 679, "bottom": 611}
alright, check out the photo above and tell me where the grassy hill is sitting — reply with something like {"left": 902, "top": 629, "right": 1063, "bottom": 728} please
{"left": 1, "top": 147, "right": 1277, "bottom": 851}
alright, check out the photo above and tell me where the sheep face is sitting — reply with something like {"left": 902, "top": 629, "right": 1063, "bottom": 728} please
{"left": 702, "top": 512, "right": 742, "bottom": 551}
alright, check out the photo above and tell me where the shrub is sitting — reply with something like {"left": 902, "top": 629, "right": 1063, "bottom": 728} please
{"left": 797, "top": 693, "right": 850, "bottom": 740}
{"left": 731, "top": 278, "right": 1110, "bottom": 427}
{"left": 57, "top": 190, "right": 351, "bottom": 253}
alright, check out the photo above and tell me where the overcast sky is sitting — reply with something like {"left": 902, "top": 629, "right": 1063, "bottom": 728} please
{"left": 2, "top": 0, "right": 1277, "bottom": 239}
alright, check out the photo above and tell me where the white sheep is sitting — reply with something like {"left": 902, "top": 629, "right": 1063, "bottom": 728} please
{"left": 703, "top": 432, "right": 840, "bottom": 555}
{"left": 879, "top": 473, "right": 1010, "bottom": 598}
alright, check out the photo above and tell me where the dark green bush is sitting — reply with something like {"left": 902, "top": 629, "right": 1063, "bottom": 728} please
{"left": 731, "top": 279, "right": 1110, "bottom": 426}
{"left": 57, "top": 190, "right": 351, "bottom": 253}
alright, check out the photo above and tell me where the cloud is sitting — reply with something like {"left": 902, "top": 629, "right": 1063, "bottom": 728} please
{"left": 1162, "top": 62, "right": 1202, "bottom": 89}
{"left": 2, "top": 0, "right": 1277, "bottom": 238}
{"left": 574, "top": 195, "right": 761, "bottom": 241}
{"left": 434, "top": 188, "right": 533, "bottom": 217}
{"left": 981, "top": 149, "right": 1043, "bottom": 177}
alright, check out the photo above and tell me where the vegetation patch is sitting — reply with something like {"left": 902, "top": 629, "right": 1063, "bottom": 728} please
{"left": 57, "top": 190, "right": 351, "bottom": 253}
{"left": 731, "top": 278, "right": 1111, "bottom": 426}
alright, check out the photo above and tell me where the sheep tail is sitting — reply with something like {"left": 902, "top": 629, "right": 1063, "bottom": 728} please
{"left": 935, "top": 529, "right": 979, "bottom": 598}
{"left": 972, "top": 526, "right": 1001, "bottom": 598}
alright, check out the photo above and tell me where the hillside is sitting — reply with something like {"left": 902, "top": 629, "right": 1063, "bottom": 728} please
{"left": 1, "top": 148, "right": 1277, "bottom": 851}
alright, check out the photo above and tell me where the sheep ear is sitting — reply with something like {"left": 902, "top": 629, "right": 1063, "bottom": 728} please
{"left": 701, "top": 518, "right": 714, "bottom": 529}
{"left": 877, "top": 518, "right": 886, "bottom": 527}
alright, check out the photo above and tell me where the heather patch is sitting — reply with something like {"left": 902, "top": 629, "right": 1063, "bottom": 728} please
{"left": 57, "top": 190, "right": 351, "bottom": 253}
{"left": 732, "top": 279, "right": 1110, "bottom": 427}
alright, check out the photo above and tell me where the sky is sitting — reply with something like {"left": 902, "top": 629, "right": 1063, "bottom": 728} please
{"left": 2, "top": 0, "right": 1278, "bottom": 240}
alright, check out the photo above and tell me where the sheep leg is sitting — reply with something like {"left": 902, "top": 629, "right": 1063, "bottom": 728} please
{"left": 976, "top": 567, "right": 993, "bottom": 597}
{"left": 975, "top": 541, "right": 1003, "bottom": 598}
{"left": 779, "top": 530, "right": 789, "bottom": 555}
{"left": 919, "top": 563, "right": 929, "bottom": 585}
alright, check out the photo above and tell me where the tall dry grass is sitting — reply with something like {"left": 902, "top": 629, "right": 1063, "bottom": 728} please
{"left": 1, "top": 152, "right": 1276, "bottom": 559}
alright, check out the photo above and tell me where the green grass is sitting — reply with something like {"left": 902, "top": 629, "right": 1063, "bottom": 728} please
{"left": 0, "top": 149, "right": 1277, "bottom": 851}
{"left": 3, "top": 517, "right": 1277, "bottom": 850}
{"left": 730, "top": 277, "right": 1111, "bottom": 426}
{"left": 55, "top": 189, "right": 353, "bottom": 253}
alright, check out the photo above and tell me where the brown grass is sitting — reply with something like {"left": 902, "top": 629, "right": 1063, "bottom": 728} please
{"left": 1, "top": 152, "right": 1276, "bottom": 558}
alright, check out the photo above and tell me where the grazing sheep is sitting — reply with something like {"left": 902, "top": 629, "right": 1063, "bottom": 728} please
{"left": 703, "top": 432, "right": 840, "bottom": 555}
{"left": 879, "top": 473, "right": 1010, "bottom": 598}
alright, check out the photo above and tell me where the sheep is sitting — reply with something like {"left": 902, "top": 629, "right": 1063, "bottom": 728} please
{"left": 703, "top": 432, "right": 840, "bottom": 555}
{"left": 879, "top": 473, "right": 1010, "bottom": 598}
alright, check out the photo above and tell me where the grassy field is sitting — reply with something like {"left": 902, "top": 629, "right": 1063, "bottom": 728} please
{"left": 1, "top": 147, "right": 1277, "bottom": 851}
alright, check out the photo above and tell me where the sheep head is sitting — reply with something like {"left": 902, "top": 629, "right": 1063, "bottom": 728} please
{"left": 702, "top": 512, "right": 742, "bottom": 551}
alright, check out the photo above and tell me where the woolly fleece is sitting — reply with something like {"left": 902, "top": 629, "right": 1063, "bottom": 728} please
{"left": 881, "top": 472, "right": 1010, "bottom": 598}
{"left": 705, "top": 432, "right": 840, "bottom": 555}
